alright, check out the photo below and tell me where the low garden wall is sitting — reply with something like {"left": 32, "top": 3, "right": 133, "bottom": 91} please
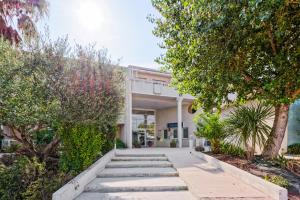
{"left": 192, "top": 150, "right": 288, "bottom": 200}
{"left": 52, "top": 149, "right": 115, "bottom": 200}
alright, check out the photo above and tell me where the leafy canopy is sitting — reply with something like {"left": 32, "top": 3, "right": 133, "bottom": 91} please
{"left": 151, "top": 0, "right": 300, "bottom": 109}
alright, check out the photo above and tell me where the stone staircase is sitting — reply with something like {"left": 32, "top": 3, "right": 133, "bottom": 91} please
{"left": 75, "top": 153, "right": 195, "bottom": 200}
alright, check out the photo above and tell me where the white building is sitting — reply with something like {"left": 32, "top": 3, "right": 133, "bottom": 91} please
{"left": 116, "top": 65, "right": 300, "bottom": 152}
{"left": 116, "top": 65, "right": 199, "bottom": 148}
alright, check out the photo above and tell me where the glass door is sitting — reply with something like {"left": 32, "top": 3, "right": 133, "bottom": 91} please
{"left": 132, "top": 110, "right": 155, "bottom": 148}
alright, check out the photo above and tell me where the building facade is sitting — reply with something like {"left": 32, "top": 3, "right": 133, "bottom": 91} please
{"left": 117, "top": 65, "right": 199, "bottom": 148}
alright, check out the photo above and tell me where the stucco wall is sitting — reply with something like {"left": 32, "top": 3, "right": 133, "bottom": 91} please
{"left": 155, "top": 104, "right": 198, "bottom": 147}
{"left": 220, "top": 101, "right": 288, "bottom": 154}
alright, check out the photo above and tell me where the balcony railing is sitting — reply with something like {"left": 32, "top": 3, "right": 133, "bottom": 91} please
{"left": 131, "top": 79, "right": 178, "bottom": 97}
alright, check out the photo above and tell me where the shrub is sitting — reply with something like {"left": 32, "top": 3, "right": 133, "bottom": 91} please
{"left": 287, "top": 143, "right": 300, "bottom": 155}
{"left": 59, "top": 123, "right": 104, "bottom": 173}
{"left": 271, "top": 155, "right": 288, "bottom": 169}
{"left": 170, "top": 139, "right": 177, "bottom": 148}
{"left": 194, "top": 112, "right": 228, "bottom": 153}
{"left": 116, "top": 138, "right": 127, "bottom": 149}
{"left": 0, "top": 156, "right": 71, "bottom": 200}
{"left": 133, "top": 140, "right": 141, "bottom": 148}
{"left": 264, "top": 175, "right": 289, "bottom": 188}
{"left": 226, "top": 103, "right": 273, "bottom": 160}
{"left": 195, "top": 146, "right": 204, "bottom": 152}
{"left": 2, "top": 143, "right": 21, "bottom": 153}
{"left": 220, "top": 142, "right": 246, "bottom": 157}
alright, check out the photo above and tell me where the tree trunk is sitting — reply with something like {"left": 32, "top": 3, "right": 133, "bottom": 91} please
{"left": 41, "top": 135, "right": 60, "bottom": 160}
{"left": 262, "top": 104, "right": 289, "bottom": 158}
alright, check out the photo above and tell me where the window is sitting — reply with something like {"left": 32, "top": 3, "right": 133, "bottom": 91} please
{"left": 164, "top": 130, "right": 168, "bottom": 139}
{"left": 173, "top": 129, "right": 178, "bottom": 138}
{"left": 183, "top": 128, "right": 189, "bottom": 139}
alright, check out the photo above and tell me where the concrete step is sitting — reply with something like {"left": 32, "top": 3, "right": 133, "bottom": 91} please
{"left": 97, "top": 167, "right": 178, "bottom": 177}
{"left": 112, "top": 156, "right": 168, "bottom": 161}
{"left": 115, "top": 153, "right": 165, "bottom": 157}
{"left": 106, "top": 161, "right": 173, "bottom": 168}
{"left": 84, "top": 177, "right": 188, "bottom": 193}
{"left": 75, "top": 191, "right": 196, "bottom": 200}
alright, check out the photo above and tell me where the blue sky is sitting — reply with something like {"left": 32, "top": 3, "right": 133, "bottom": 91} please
{"left": 43, "top": 0, "right": 163, "bottom": 69}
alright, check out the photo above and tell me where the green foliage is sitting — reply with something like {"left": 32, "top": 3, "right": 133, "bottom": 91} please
{"left": 0, "top": 156, "right": 69, "bottom": 200}
{"left": 264, "top": 175, "right": 289, "bottom": 188}
{"left": 116, "top": 138, "right": 127, "bottom": 149}
{"left": 226, "top": 103, "right": 274, "bottom": 159}
{"left": 287, "top": 143, "right": 300, "bottom": 155}
{"left": 151, "top": 0, "right": 300, "bottom": 108}
{"left": 2, "top": 143, "right": 21, "bottom": 153}
{"left": 194, "top": 112, "right": 228, "bottom": 153}
{"left": 59, "top": 123, "right": 104, "bottom": 173}
{"left": 271, "top": 155, "right": 288, "bottom": 169}
{"left": 0, "top": 38, "right": 66, "bottom": 159}
{"left": 170, "top": 139, "right": 177, "bottom": 148}
{"left": 133, "top": 140, "right": 141, "bottom": 148}
{"left": 220, "top": 142, "right": 246, "bottom": 158}
{"left": 151, "top": 0, "right": 300, "bottom": 157}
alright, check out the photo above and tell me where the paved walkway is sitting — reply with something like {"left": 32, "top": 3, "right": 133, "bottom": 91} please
{"left": 75, "top": 148, "right": 272, "bottom": 200}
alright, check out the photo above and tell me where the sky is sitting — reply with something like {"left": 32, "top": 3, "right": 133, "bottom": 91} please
{"left": 42, "top": 0, "right": 163, "bottom": 69}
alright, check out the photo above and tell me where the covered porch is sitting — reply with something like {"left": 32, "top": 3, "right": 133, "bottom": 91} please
{"left": 125, "top": 93, "right": 196, "bottom": 148}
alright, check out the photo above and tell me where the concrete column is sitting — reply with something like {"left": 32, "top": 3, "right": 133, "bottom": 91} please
{"left": 125, "top": 68, "right": 133, "bottom": 148}
{"left": 177, "top": 96, "right": 183, "bottom": 148}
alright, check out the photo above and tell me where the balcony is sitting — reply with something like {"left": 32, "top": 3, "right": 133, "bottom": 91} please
{"left": 131, "top": 79, "right": 178, "bottom": 97}
{"left": 131, "top": 79, "right": 194, "bottom": 99}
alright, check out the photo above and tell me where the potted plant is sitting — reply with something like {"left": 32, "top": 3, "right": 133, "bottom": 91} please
{"left": 133, "top": 140, "right": 141, "bottom": 148}
{"left": 170, "top": 139, "right": 177, "bottom": 148}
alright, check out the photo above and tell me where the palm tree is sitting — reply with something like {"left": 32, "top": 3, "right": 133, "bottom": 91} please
{"left": 195, "top": 112, "right": 228, "bottom": 154}
{"left": 227, "top": 103, "right": 274, "bottom": 160}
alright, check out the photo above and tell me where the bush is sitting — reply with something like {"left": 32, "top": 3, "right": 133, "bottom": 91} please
{"left": 59, "top": 123, "right": 106, "bottom": 173}
{"left": 116, "top": 138, "right": 126, "bottom": 149}
{"left": 287, "top": 143, "right": 300, "bottom": 155}
{"left": 194, "top": 112, "right": 228, "bottom": 153}
{"left": 226, "top": 103, "right": 273, "bottom": 160}
{"left": 195, "top": 146, "right": 204, "bottom": 152}
{"left": 0, "top": 156, "right": 70, "bottom": 200}
{"left": 271, "top": 155, "right": 288, "bottom": 169}
{"left": 133, "top": 140, "right": 141, "bottom": 148}
{"left": 2, "top": 143, "right": 21, "bottom": 153}
{"left": 264, "top": 175, "right": 289, "bottom": 188}
{"left": 220, "top": 142, "right": 246, "bottom": 157}
{"left": 170, "top": 139, "right": 177, "bottom": 148}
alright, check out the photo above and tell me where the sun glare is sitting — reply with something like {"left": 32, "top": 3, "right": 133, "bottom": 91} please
{"left": 77, "top": 1, "right": 103, "bottom": 31}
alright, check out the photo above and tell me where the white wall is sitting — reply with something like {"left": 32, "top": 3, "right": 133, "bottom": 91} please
{"left": 156, "top": 104, "right": 198, "bottom": 147}
{"left": 220, "top": 101, "right": 288, "bottom": 154}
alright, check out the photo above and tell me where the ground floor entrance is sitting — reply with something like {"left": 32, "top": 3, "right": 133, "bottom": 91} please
{"left": 132, "top": 110, "right": 155, "bottom": 148}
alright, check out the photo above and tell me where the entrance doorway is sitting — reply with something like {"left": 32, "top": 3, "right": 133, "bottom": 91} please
{"left": 132, "top": 110, "right": 155, "bottom": 148}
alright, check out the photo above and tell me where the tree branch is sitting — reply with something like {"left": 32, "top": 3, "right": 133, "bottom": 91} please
{"left": 266, "top": 23, "right": 277, "bottom": 55}
{"left": 42, "top": 135, "right": 60, "bottom": 159}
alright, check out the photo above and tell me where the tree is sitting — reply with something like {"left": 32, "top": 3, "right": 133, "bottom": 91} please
{"left": 58, "top": 45, "right": 124, "bottom": 172}
{"left": 194, "top": 112, "right": 228, "bottom": 153}
{"left": 151, "top": 0, "right": 300, "bottom": 157}
{"left": 226, "top": 103, "right": 274, "bottom": 160}
{"left": 0, "top": 38, "right": 67, "bottom": 160}
{"left": 0, "top": 0, "right": 48, "bottom": 43}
